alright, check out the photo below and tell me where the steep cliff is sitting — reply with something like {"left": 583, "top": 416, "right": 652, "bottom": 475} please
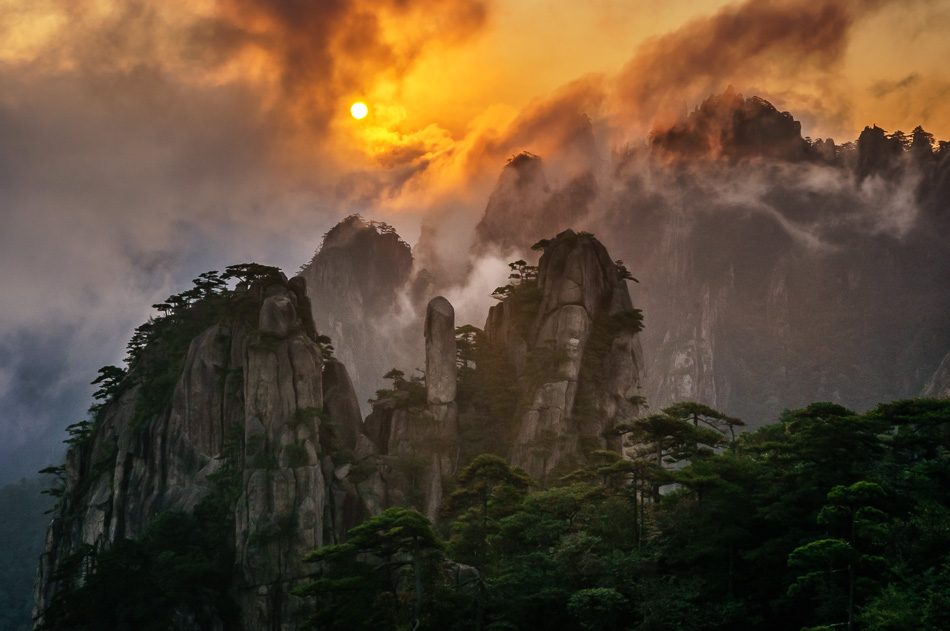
{"left": 923, "top": 352, "right": 950, "bottom": 398}
{"left": 33, "top": 226, "right": 650, "bottom": 628}
{"left": 33, "top": 270, "right": 372, "bottom": 630}
{"left": 481, "top": 230, "right": 644, "bottom": 480}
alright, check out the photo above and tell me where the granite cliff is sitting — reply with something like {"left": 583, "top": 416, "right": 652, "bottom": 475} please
{"left": 34, "top": 270, "right": 373, "bottom": 629}
{"left": 34, "top": 224, "right": 647, "bottom": 629}
{"left": 481, "top": 231, "right": 643, "bottom": 480}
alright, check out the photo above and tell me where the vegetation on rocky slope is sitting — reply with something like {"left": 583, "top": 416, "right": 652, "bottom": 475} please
{"left": 300, "top": 398, "right": 950, "bottom": 631}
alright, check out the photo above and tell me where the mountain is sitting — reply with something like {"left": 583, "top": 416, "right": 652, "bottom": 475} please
{"left": 32, "top": 229, "right": 646, "bottom": 628}
{"left": 299, "top": 214, "right": 418, "bottom": 412}
{"left": 29, "top": 90, "right": 950, "bottom": 628}
{"left": 651, "top": 86, "right": 812, "bottom": 162}
{"left": 34, "top": 269, "right": 375, "bottom": 628}
{"left": 480, "top": 230, "right": 643, "bottom": 480}
{"left": 470, "top": 90, "right": 950, "bottom": 425}
{"left": 474, "top": 152, "right": 597, "bottom": 256}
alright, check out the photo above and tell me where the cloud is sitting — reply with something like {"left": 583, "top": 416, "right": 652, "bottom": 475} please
{"left": 0, "top": 0, "right": 945, "bottom": 483}
{"left": 870, "top": 73, "right": 922, "bottom": 98}
{"left": 611, "top": 0, "right": 902, "bottom": 136}
{"left": 202, "top": 0, "right": 488, "bottom": 132}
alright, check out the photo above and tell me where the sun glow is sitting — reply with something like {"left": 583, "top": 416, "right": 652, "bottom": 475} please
{"left": 350, "top": 101, "right": 369, "bottom": 120}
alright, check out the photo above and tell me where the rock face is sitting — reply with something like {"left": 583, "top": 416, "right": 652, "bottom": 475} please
{"left": 33, "top": 275, "right": 374, "bottom": 630}
{"left": 299, "top": 214, "right": 417, "bottom": 413}
{"left": 484, "top": 230, "right": 643, "bottom": 480}
{"left": 425, "top": 297, "right": 457, "bottom": 406}
{"left": 238, "top": 282, "right": 327, "bottom": 628}
{"left": 33, "top": 229, "right": 647, "bottom": 628}
{"left": 423, "top": 297, "right": 459, "bottom": 519}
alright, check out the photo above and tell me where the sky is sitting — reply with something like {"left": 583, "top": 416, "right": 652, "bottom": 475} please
{"left": 1, "top": 0, "right": 949, "bottom": 482}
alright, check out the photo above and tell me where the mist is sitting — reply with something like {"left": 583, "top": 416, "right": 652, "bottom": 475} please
{"left": 2, "top": 0, "right": 949, "bottom": 483}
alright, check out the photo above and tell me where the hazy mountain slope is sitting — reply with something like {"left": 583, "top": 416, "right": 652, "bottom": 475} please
{"left": 470, "top": 91, "right": 950, "bottom": 424}
{"left": 299, "top": 215, "right": 418, "bottom": 412}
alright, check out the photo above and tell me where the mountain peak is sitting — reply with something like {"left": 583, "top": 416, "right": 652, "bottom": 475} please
{"left": 318, "top": 213, "right": 409, "bottom": 252}
{"left": 650, "top": 89, "right": 810, "bottom": 162}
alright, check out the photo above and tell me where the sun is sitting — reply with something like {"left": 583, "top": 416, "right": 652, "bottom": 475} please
{"left": 350, "top": 101, "right": 369, "bottom": 120}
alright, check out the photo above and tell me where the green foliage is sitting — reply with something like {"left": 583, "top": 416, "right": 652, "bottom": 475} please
{"left": 572, "top": 309, "right": 644, "bottom": 437}
{"left": 39, "top": 510, "right": 237, "bottom": 630}
{"left": 455, "top": 326, "right": 520, "bottom": 460}
{"left": 522, "top": 341, "right": 569, "bottom": 389}
{"left": 444, "top": 455, "right": 531, "bottom": 565}
{"left": 613, "top": 259, "right": 639, "bottom": 283}
{"left": 89, "top": 365, "right": 128, "bottom": 415}
{"left": 284, "top": 441, "right": 310, "bottom": 468}
{"left": 62, "top": 420, "right": 94, "bottom": 447}
{"left": 568, "top": 587, "right": 628, "bottom": 631}
{"left": 406, "top": 398, "right": 950, "bottom": 630}
{"left": 297, "top": 507, "right": 471, "bottom": 630}
{"left": 315, "top": 334, "right": 335, "bottom": 360}
{"left": 490, "top": 260, "right": 542, "bottom": 338}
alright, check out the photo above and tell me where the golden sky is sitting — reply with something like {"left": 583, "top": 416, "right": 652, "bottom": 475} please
{"left": 397, "top": 0, "right": 950, "bottom": 138}
{"left": 1, "top": 0, "right": 949, "bottom": 207}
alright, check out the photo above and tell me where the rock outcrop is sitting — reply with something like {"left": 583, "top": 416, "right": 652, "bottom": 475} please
{"left": 360, "top": 297, "right": 460, "bottom": 520}
{"left": 33, "top": 228, "right": 648, "bottom": 629}
{"left": 484, "top": 230, "right": 643, "bottom": 480}
{"left": 422, "top": 297, "right": 459, "bottom": 519}
{"left": 34, "top": 274, "right": 375, "bottom": 630}
{"left": 650, "top": 88, "right": 811, "bottom": 162}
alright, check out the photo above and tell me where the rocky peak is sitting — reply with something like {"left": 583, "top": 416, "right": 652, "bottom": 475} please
{"left": 360, "top": 296, "right": 460, "bottom": 521}
{"left": 484, "top": 230, "right": 644, "bottom": 480}
{"left": 299, "top": 214, "right": 416, "bottom": 412}
{"left": 856, "top": 125, "right": 907, "bottom": 179}
{"left": 474, "top": 153, "right": 597, "bottom": 254}
{"left": 425, "top": 296, "right": 457, "bottom": 406}
{"left": 33, "top": 270, "right": 373, "bottom": 629}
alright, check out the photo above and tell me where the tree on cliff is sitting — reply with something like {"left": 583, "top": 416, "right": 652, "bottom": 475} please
{"left": 297, "top": 507, "right": 474, "bottom": 631}
{"left": 443, "top": 454, "right": 531, "bottom": 565}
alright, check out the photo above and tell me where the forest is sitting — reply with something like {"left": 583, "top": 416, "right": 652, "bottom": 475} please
{"left": 40, "top": 395, "right": 950, "bottom": 631}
